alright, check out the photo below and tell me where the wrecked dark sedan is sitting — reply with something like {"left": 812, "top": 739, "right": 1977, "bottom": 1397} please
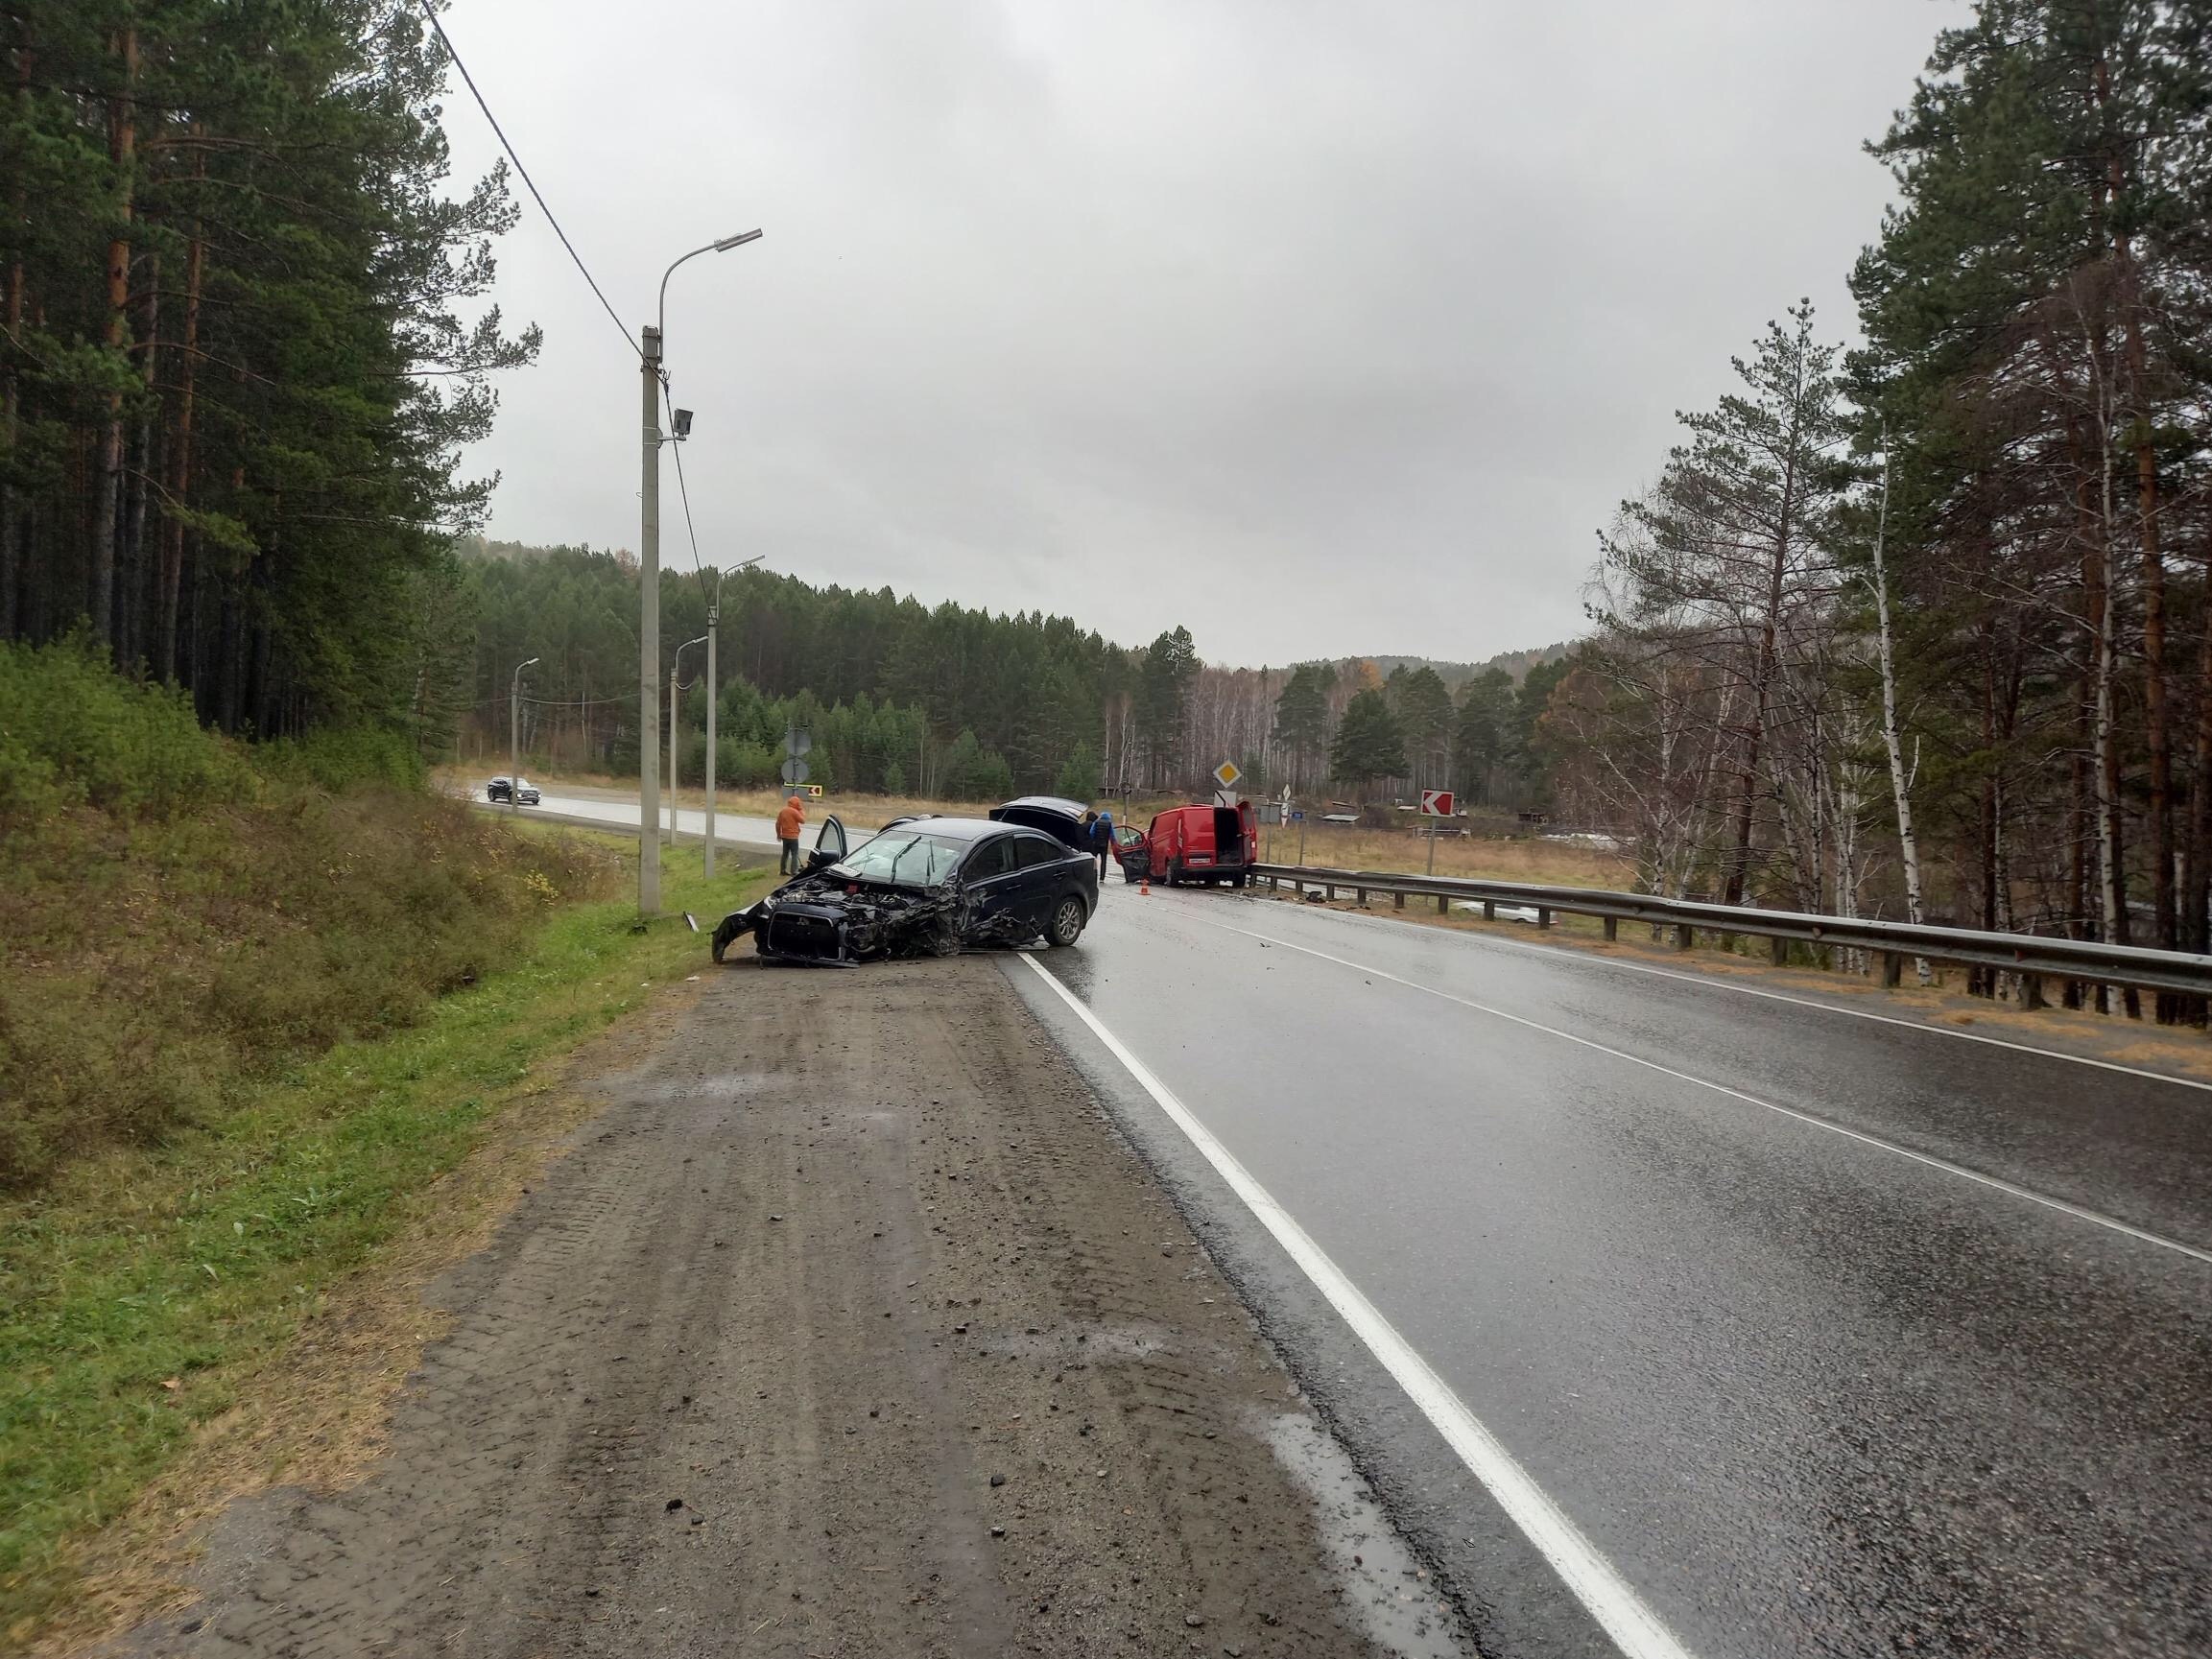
{"left": 711, "top": 815, "right": 1098, "bottom": 966}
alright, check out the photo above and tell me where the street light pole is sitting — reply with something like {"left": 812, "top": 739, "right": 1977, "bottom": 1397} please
{"left": 704, "top": 605, "right": 718, "bottom": 877}
{"left": 639, "top": 228, "right": 761, "bottom": 917}
{"left": 639, "top": 324, "right": 662, "bottom": 914}
{"left": 672, "top": 634, "right": 707, "bottom": 848}
{"left": 510, "top": 655, "right": 538, "bottom": 817}
{"left": 705, "top": 554, "right": 765, "bottom": 880}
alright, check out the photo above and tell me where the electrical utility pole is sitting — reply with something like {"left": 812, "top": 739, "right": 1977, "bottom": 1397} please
{"left": 510, "top": 655, "right": 538, "bottom": 816}
{"left": 705, "top": 555, "right": 764, "bottom": 881}
{"left": 704, "top": 604, "right": 718, "bottom": 877}
{"left": 672, "top": 634, "right": 706, "bottom": 848}
{"left": 639, "top": 324, "right": 662, "bottom": 914}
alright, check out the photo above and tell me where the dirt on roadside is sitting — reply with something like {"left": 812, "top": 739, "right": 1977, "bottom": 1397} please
{"left": 107, "top": 957, "right": 1458, "bottom": 1658}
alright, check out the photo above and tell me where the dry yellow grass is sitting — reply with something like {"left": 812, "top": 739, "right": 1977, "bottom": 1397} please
{"left": 1255, "top": 820, "right": 1631, "bottom": 888}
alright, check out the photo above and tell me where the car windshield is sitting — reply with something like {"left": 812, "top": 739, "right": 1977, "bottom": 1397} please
{"left": 830, "top": 830, "right": 967, "bottom": 889}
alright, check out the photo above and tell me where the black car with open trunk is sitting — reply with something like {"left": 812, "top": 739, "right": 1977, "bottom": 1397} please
{"left": 712, "top": 812, "right": 1099, "bottom": 966}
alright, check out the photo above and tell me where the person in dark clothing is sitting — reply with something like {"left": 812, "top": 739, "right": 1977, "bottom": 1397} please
{"left": 1088, "top": 807, "right": 1115, "bottom": 879}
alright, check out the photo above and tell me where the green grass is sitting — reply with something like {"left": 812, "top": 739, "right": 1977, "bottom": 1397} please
{"left": 0, "top": 838, "right": 766, "bottom": 1642}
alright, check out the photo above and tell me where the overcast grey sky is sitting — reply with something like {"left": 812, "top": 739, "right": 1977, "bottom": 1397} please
{"left": 438, "top": 0, "right": 1947, "bottom": 668}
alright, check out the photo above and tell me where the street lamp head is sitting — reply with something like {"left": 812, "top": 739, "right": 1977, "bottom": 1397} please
{"left": 518, "top": 656, "right": 540, "bottom": 672}
{"left": 672, "top": 408, "right": 694, "bottom": 439}
{"left": 713, "top": 229, "right": 764, "bottom": 251}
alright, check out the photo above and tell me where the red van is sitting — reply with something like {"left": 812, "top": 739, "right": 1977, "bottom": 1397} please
{"left": 1114, "top": 801, "right": 1260, "bottom": 888}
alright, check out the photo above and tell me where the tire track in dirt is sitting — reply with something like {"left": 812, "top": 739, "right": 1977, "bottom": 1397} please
{"left": 110, "top": 956, "right": 1466, "bottom": 1658}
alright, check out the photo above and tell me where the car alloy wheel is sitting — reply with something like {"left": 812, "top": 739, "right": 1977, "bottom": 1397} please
{"left": 1047, "top": 895, "right": 1085, "bottom": 947}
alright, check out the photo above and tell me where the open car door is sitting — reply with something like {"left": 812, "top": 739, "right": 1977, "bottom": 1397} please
{"left": 806, "top": 814, "right": 848, "bottom": 871}
{"left": 1112, "top": 823, "right": 1149, "bottom": 882}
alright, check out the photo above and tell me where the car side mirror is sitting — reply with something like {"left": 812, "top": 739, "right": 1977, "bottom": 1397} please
{"left": 806, "top": 848, "right": 842, "bottom": 871}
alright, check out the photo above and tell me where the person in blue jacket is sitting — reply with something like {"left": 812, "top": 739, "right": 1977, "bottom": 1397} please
{"left": 1088, "top": 805, "right": 1115, "bottom": 880}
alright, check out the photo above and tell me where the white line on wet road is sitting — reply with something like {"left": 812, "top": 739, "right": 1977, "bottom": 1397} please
{"left": 1019, "top": 952, "right": 1701, "bottom": 1659}
{"left": 1183, "top": 912, "right": 2212, "bottom": 1268}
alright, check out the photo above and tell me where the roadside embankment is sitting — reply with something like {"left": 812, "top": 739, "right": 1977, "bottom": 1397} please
{"left": 3, "top": 832, "right": 769, "bottom": 1649}
{"left": 1, "top": 641, "right": 617, "bottom": 1192}
{"left": 0, "top": 640, "right": 782, "bottom": 1643}
{"left": 94, "top": 955, "right": 1463, "bottom": 1658}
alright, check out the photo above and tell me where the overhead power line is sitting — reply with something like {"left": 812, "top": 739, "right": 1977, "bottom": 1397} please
{"left": 415, "top": 1, "right": 639, "bottom": 360}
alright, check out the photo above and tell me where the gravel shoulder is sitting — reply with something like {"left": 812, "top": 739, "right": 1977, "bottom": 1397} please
{"left": 109, "top": 954, "right": 1459, "bottom": 1658}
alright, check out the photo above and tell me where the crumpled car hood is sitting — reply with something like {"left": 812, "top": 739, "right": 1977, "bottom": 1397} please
{"left": 712, "top": 870, "right": 1039, "bottom": 967}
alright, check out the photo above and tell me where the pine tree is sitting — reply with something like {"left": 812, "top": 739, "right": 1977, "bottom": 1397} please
{"left": 1136, "top": 626, "right": 1198, "bottom": 787}
{"left": 1271, "top": 664, "right": 1332, "bottom": 792}
{"left": 1391, "top": 665, "right": 1454, "bottom": 790}
{"left": 1055, "top": 741, "right": 1102, "bottom": 801}
{"left": 1452, "top": 668, "right": 1515, "bottom": 804}
{"left": 1330, "top": 689, "right": 1406, "bottom": 794}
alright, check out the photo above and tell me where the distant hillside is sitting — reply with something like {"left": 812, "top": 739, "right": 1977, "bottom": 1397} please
{"left": 1361, "top": 643, "right": 1570, "bottom": 688}
{"left": 461, "top": 535, "right": 1574, "bottom": 695}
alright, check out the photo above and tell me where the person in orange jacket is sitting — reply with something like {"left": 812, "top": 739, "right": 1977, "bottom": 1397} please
{"left": 774, "top": 792, "right": 807, "bottom": 876}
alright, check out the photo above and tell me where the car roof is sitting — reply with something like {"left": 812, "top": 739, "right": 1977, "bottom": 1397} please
{"left": 877, "top": 816, "right": 1007, "bottom": 843}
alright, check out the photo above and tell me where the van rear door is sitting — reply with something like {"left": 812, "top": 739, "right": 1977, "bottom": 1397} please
{"left": 1209, "top": 805, "right": 1247, "bottom": 867}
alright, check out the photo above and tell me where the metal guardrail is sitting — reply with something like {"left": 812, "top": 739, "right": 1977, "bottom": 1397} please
{"left": 1248, "top": 863, "right": 2212, "bottom": 1003}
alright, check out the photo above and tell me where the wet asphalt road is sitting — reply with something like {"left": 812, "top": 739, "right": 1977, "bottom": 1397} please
{"left": 1025, "top": 881, "right": 2212, "bottom": 1659}
{"left": 467, "top": 787, "right": 785, "bottom": 847}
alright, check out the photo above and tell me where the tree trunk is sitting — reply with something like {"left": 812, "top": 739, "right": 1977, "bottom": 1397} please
{"left": 2187, "top": 542, "right": 2212, "bottom": 958}
{"left": 1867, "top": 445, "right": 1930, "bottom": 979}
{"left": 155, "top": 190, "right": 204, "bottom": 684}
{"left": 118, "top": 250, "right": 160, "bottom": 671}
{"left": 0, "top": 42, "right": 30, "bottom": 642}
{"left": 89, "top": 25, "right": 139, "bottom": 648}
{"left": 2087, "top": 435, "right": 2131, "bottom": 1018}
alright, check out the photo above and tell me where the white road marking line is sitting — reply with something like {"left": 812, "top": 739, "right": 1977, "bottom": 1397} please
{"left": 1182, "top": 913, "right": 2212, "bottom": 1268}
{"left": 1017, "top": 953, "right": 1699, "bottom": 1659}
{"left": 1242, "top": 888, "right": 2212, "bottom": 1096}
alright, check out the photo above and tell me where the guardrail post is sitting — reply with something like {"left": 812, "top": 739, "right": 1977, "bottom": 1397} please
{"left": 2020, "top": 972, "right": 2047, "bottom": 1011}
{"left": 1355, "top": 887, "right": 1368, "bottom": 907}
{"left": 1770, "top": 936, "right": 1788, "bottom": 967}
{"left": 1483, "top": 899, "right": 1495, "bottom": 921}
{"left": 1436, "top": 895, "right": 1447, "bottom": 915}
{"left": 1674, "top": 923, "right": 1693, "bottom": 951}
{"left": 1324, "top": 884, "right": 1336, "bottom": 902}
{"left": 1536, "top": 907, "right": 1551, "bottom": 929}
{"left": 1603, "top": 916, "right": 1617, "bottom": 941}
{"left": 1394, "top": 890, "right": 1404, "bottom": 911}
{"left": 1881, "top": 951, "right": 1902, "bottom": 988}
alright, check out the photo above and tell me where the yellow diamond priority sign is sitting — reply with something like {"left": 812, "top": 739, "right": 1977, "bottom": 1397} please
{"left": 1213, "top": 761, "right": 1243, "bottom": 789}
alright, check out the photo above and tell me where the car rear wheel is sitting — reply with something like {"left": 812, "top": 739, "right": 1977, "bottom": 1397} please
{"left": 1164, "top": 859, "right": 1180, "bottom": 888}
{"left": 1046, "top": 895, "right": 1086, "bottom": 947}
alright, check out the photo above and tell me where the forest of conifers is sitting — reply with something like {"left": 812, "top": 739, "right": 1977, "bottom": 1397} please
{"left": 459, "top": 540, "right": 1568, "bottom": 808}
{"left": 1554, "top": 1, "right": 2212, "bottom": 963}
{"left": 0, "top": 0, "right": 523, "bottom": 737}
